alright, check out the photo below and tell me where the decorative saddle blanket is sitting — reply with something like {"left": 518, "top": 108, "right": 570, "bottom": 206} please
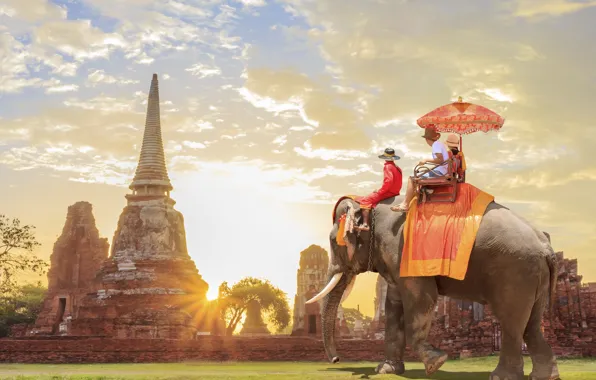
{"left": 400, "top": 182, "right": 494, "bottom": 280}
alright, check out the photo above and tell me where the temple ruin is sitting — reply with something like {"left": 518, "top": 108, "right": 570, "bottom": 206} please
{"left": 31, "top": 202, "right": 109, "bottom": 335}
{"left": 37, "top": 74, "right": 222, "bottom": 339}
{"left": 290, "top": 245, "right": 350, "bottom": 337}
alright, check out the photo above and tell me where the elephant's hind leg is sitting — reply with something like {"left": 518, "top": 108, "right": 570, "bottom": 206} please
{"left": 401, "top": 277, "right": 448, "bottom": 376}
{"left": 489, "top": 292, "right": 534, "bottom": 380}
{"left": 376, "top": 284, "right": 406, "bottom": 375}
{"left": 524, "top": 297, "right": 560, "bottom": 380}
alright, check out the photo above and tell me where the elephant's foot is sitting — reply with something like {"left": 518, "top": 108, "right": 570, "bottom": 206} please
{"left": 375, "top": 359, "right": 405, "bottom": 375}
{"left": 529, "top": 362, "right": 560, "bottom": 380}
{"left": 489, "top": 367, "right": 524, "bottom": 380}
{"left": 421, "top": 349, "right": 448, "bottom": 376}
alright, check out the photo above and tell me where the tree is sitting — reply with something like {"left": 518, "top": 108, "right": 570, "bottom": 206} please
{"left": 0, "top": 215, "right": 47, "bottom": 295}
{"left": 217, "top": 277, "right": 290, "bottom": 336}
{"left": 342, "top": 307, "right": 373, "bottom": 332}
{"left": 0, "top": 282, "right": 47, "bottom": 337}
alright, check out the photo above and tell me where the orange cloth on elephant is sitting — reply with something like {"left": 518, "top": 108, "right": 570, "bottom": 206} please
{"left": 359, "top": 161, "right": 403, "bottom": 210}
{"left": 400, "top": 183, "right": 494, "bottom": 280}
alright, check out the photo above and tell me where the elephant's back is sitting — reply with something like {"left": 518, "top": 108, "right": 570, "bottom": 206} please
{"left": 437, "top": 201, "right": 552, "bottom": 301}
{"left": 476, "top": 201, "right": 552, "bottom": 256}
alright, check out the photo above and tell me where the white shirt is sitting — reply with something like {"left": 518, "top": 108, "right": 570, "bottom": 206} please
{"left": 431, "top": 140, "right": 450, "bottom": 175}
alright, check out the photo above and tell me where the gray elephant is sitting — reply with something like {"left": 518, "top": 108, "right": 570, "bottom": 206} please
{"left": 307, "top": 196, "right": 560, "bottom": 380}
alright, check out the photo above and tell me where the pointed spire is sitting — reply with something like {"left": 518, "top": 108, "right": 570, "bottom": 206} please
{"left": 129, "top": 73, "right": 173, "bottom": 192}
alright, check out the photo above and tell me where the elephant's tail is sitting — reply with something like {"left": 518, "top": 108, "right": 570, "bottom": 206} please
{"left": 545, "top": 251, "right": 558, "bottom": 320}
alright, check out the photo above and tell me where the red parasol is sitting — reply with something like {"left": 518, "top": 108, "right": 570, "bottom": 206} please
{"left": 417, "top": 97, "right": 505, "bottom": 135}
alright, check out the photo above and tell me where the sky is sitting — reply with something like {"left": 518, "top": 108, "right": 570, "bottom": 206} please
{"left": 1, "top": 0, "right": 595, "bottom": 318}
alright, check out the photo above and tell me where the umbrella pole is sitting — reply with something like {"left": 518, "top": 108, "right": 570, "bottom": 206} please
{"left": 459, "top": 134, "right": 463, "bottom": 151}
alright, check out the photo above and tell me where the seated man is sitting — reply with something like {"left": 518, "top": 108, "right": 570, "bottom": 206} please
{"left": 358, "top": 148, "right": 403, "bottom": 231}
{"left": 390, "top": 128, "right": 449, "bottom": 212}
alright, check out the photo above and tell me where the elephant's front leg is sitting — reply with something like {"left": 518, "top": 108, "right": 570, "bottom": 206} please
{"left": 376, "top": 283, "right": 406, "bottom": 375}
{"left": 401, "top": 277, "right": 448, "bottom": 376}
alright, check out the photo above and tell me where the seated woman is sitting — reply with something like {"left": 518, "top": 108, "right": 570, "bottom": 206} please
{"left": 445, "top": 133, "right": 466, "bottom": 181}
{"left": 358, "top": 148, "right": 403, "bottom": 231}
{"left": 390, "top": 128, "right": 449, "bottom": 212}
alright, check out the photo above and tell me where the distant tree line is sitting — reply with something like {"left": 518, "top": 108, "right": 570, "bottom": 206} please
{"left": 0, "top": 214, "right": 48, "bottom": 337}
{"left": 0, "top": 283, "right": 46, "bottom": 337}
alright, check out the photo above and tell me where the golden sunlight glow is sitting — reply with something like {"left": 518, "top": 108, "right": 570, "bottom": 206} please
{"left": 206, "top": 287, "right": 219, "bottom": 301}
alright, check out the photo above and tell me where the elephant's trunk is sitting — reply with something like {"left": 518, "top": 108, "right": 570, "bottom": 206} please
{"left": 321, "top": 273, "right": 351, "bottom": 363}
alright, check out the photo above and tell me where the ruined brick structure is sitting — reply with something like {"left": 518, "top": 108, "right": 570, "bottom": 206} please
{"left": 31, "top": 202, "right": 109, "bottom": 336}
{"left": 239, "top": 300, "right": 271, "bottom": 336}
{"left": 291, "top": 245, "right": 350, "bottom": 337}
{"left": 371, "top": 250, "right": 596, "bottom": 358}
{"left": 543, "top": 251, "right": 596, "bottom": 357}
{"left": 67, "top": 74, "right": 222, "bottom": 339}
{"left": 370, "top": 274, "right": 387, "bottom": 336}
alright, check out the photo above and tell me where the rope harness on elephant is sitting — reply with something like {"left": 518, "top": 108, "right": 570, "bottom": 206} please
{"left": 367, "top": 208, "right": 375, "bottom": 271}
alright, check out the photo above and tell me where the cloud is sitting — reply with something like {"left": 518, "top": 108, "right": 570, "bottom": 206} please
{"left": 45, "top": 84, "right": 79, "bottom": 94}
{"left": 86, "top": 70, "right": 141, "bottom": 86}
{"left": 234, "top": 0, "right": 267, "bottom": 7}
{"left": 0, "top": 33, "right": 79, "bottom": 93}
{"left": 0, "top": 0, "right": 66, "bottom": 22}
{"left": 186, "top": 63, "right": 222, "bottom": 78}
{"left": 0, "top": 34, "right": 36, "bottom": 93}
{"left": 511, "top": 0, "right": 596, "bottom": 17}
{"left": 242, "top": 68, "right": 369, "bottom": 150}
{"left": 80, "top": 0, "right": 243, "bottom": 64}
{"left": 33, "top": 20, "right": 126, "bottom": 61}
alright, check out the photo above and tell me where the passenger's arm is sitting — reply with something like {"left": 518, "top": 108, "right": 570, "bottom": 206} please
{"left": 420, "top": 152, "right": 443, "bottom": 165}
{"left": 425, "top": 153, "right": 444, "bottom": 164}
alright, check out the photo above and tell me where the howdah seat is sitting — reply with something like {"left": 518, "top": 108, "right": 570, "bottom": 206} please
{"left": 413, "top": 154, "right": 465, "bottom": 204}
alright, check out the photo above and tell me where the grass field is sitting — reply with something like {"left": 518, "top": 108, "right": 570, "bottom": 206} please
{"left": 0, "top": 357, "right": 595, "bottom": 380}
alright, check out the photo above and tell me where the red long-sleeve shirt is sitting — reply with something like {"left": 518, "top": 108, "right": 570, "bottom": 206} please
{"left": 377, "top": 161, "right": 403, "bottom": 196}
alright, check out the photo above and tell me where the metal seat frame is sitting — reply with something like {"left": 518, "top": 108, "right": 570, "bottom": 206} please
{"left": 413, "top": 158, "right": 462, "bottom": 204}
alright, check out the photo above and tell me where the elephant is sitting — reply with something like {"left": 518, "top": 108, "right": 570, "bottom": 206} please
{"left": 307, "top": 195, "right": 560, "bottom": 380}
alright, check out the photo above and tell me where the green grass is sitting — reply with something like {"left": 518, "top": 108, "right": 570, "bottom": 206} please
{"left": 0, "top": 357, "right": 594, "bottom": 379}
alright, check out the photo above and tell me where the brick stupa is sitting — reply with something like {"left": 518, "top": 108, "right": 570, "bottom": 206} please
{"left": 71, "top": 74, "right": 222, "bottom": 338}
{"left": 31, "top": 202, "right": 109, "bottom": 336}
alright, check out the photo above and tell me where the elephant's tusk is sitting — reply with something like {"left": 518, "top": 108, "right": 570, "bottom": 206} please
{"left": 306, "top": 273, "right": 343, "bottom": 304}
{"left": 341, "top": 276, "right": 356, "bottom": 303}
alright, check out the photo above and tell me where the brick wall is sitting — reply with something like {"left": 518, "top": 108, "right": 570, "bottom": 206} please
{"left": 2, "top": 331, "right": 595, "bottom": 364}
{"left": 0, "top": 337, "right": 388, "bottom": 363}
{"left": 0, "top": 335, "right": 494, "bottom": 363}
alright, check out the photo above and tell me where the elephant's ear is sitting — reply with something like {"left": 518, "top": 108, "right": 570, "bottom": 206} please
{"left": 344, "top": 202, "right": 358, "bottom": 261}
{"left": 331, "top": 199, "right": 360, "bottom": 262}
